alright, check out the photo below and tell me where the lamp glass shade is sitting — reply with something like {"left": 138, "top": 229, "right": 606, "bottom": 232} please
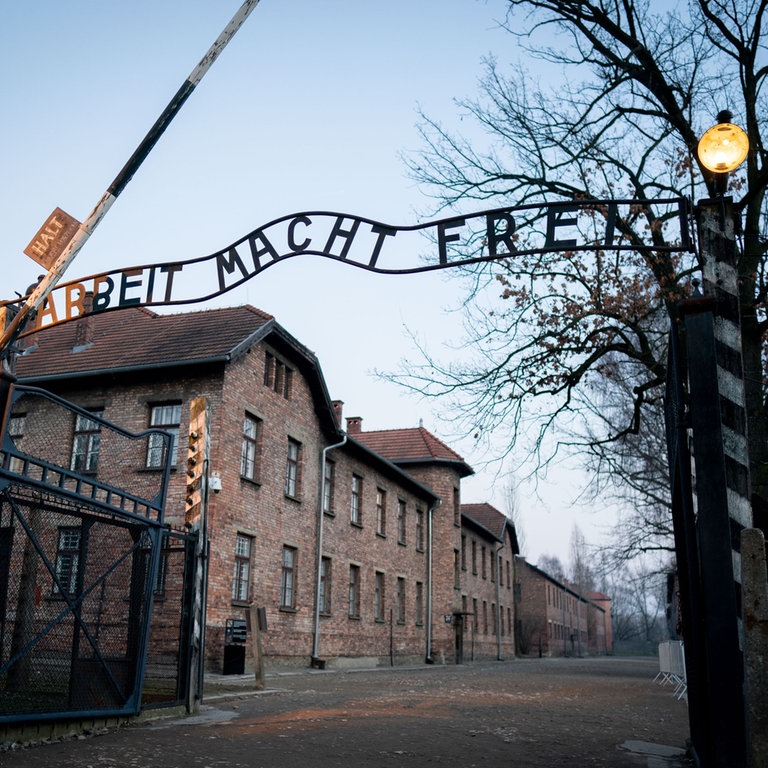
{"left": 697, "top": 122, "right": 749, "bottom": 173}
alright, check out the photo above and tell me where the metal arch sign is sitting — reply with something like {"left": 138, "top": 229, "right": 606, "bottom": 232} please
{"left": 10, "top": 197, "right": 692, "bottom": 334}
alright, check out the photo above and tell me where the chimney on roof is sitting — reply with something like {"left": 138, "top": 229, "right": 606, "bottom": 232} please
{"left": 346, "top": 416, "right": 363, "bottom": 435}
{"left": 72, "top": 292, "right": 94, "bottom": 352}
{"left": 332, "top": 400, "right": 344, "bottom": 427}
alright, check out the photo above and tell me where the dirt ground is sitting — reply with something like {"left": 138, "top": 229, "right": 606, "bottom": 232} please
{"left": 1, "top": 657, "right": 691, "bottom": 768}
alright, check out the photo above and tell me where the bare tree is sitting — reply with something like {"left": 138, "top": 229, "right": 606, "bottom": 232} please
{"left": 398, "top": 0, "right": 768, "bottom": 534}
{"left": 537, "top": 553, "right": 566, "bottom": 581}
{"left": 568, "top": 524, "right": 596, "bottom": 593}
{"left": 503, "top": 478, "right": 527, "bottom": 556}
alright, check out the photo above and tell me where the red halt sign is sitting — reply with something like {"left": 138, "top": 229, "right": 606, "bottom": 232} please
{"left": 23, "top": 207, "right": 81, "bottom": 269}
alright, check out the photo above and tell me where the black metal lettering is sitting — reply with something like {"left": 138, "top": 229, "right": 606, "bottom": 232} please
{"left": 486, "top": 212, "right": 517, "bottom": 256}
{"left": 216, "top": 247, "right": 250, "bottom": 291}
{"left": 368, "top": 225, "right": 397, "bottom": 267}
{"left": 324, "top": 216, "right": 361, "bottom": 259}
{"left": 119, "top": 269, "right": 143, "bottom": 307}
{"left": 248, "top": 230, "right": 280, "bottom": 270}
{"left": 160, "top": 264, "right": 183, "bottom": 302}
{"left": 545, "top": 206, "right": 578, "bottom": 249}
{"left": 92, "top": 275, "right": 115, "bottom": 311}
{"left": 437, "top": 218, "right": 466, "bottom": 264}
{"left": 288, "top": 215, "right": 311, "bottom": 252}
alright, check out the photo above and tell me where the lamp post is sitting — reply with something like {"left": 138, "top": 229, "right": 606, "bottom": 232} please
{"left": 697, "top": 109, "right": 749, "bottom": 196}
{"left": 680, "top": 111, "right": 751, "bottom": 767}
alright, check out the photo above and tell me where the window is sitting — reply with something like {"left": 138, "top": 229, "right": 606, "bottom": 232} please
{"left": 350, "top": 474, "right": 363, "bottom": 525}
{"left": 481, "top": 545, "right": 487, "bottom": 579}
{"left": 482, "top": 601, "right": 488, "bottom": 634}
{"left": 319, "top": 556, "right": 332, "bottom": 614}
{"left": 8, "top": 413, "right": 25, "bottom": 439}
{"left": 285, "top": 439, "right": 302, "bottom": 498}
{"left": 70, "top": 409, "right": 103, "bottom": 473}
{"left": 376, "top": 487, "right": 386, "bottom": 536}
{"left": 323, "top": 459, "right": 335, "bottom": 515}
{"left": 415, "top": 581, "right": 424, "bottom": 625}
{"left": 53, "top": 527, "right": 81, "bottom": 596}
{"left": 232, "top": 533, "right": 252, "bottom": 602}
{"left": 374, "top": 571, "right": 385, "bottom": 622}
{"left": 460, "top": 534, "right": 467, "bottom": 570}
{"left": 264, "top": 351, "right": 293, "bottom": 399}
{"left": 416, "top": 508, "right": 424, "bottom": 551}
{"left": 506, "top": 560, "right": 511, "bottom": 589}
{"left": 280, "top": 546, "right": 297, "bottom": 609}
{"left": 453, "top": 487, "right": 460, "bottom": 526}
{"left": 472, "top": 540, "right": 477, "bottom": 575}
{"left": 490, "top": 550, "right": 497, "bottom": 583}
{"left": 241, "top": 414, "right": 262, "bottom": 481}
{"left": 472, "top": 598, "right": 478, "bottom": 633}
{"left": 348, "top": 564, "right": 361, "bottom": 618}
{"left": 396, "top": 577, "right": 406, "bottom": 624}
{"left": 147, "top": 403, "right": 181, "bottom": 468}
{"left": 8, "top": 413, "right": 26, "bottom": 472}
{"left": 453, "top": 549, "right": 460, "bottom": 588}
{"left": 397, "top": 499, "right": 406, "bottom": 545}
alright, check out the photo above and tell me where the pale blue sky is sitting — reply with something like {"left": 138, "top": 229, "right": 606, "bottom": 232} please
{"left": 0, "top": 1, "right": 608, "bottom": 565}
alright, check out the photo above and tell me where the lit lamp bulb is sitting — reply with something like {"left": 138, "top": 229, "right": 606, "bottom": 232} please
{"left": 697, "top": 111, "right": 749, "bottom": 173}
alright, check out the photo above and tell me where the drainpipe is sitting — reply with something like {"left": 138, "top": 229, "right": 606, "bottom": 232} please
{"left": 425, "top": 498, "right": 441, "bottom": 663}
{"left": 311, "top": 434, "right": 347, "bottom": 665}
{"left": 495, "top": 542, "right": 503, "bottom": 660}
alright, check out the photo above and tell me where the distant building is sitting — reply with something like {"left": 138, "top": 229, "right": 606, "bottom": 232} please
{"left": 514, "top": 557, "right": 612, "bottom": 657}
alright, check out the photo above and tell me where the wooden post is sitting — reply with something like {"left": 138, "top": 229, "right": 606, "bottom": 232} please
{"left": 248, "top": 604, "right": 265, "bottom": 690}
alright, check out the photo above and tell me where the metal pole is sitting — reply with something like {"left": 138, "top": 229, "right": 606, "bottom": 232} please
{"left": 0, "top": 0, "right": 261, "bottom": 355}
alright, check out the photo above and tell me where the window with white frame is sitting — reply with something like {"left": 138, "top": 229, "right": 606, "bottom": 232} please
{"left": 322, "top": 459, "right": 335, "bottom": 515}
{"left": 350, "top": 474, "right": 363, "bottom": 526}
{"left": 146, "top": 403, "right": 181, "bottom": 468}
{"left": 285, "top": 439, "right": 302, "bottom": 498}
{"left": 232, "top": 533, "right": 252, "bottom": 602}
{"left": 280, "top": 546, "right": 297, "bottom": 609}
{"left": 376, "top": 487, "right": 386, "bottom": 536}
{"left": 241, "top": 414, "right": 262, "bottom": 481}
{"left": 416, "top": 508, "right": 424, "bottom": 551}
{"left": 319, "top": 556, "right": 332, "bottom": 614}
{"left": 53, "top": 526, "right": 81, "bottom": 596}
{"left": 396, "top": 577, "right": 406, "bottom": 624}
{"left": 70, "top": 409, "right": 103, "bottom": 473}
{"left": 348, "top": 564, "right": 361, "bottom": 618}
{"left": 397, "top": 499, "right": 406, "bottom": 545}
{"left": 374, "top": 571, "right": 385, "bottom": 622}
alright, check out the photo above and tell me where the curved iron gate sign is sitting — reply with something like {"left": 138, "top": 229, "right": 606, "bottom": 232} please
{"left": 8, "top": 197, "right": 692, "bottom": 335}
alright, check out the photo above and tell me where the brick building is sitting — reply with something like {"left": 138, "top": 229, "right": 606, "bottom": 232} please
{"left": 457, "top": 503, "right": 519, "bottom": 661}
{"left": 513, "top": 557, "right": 612, "bottom": 657}
{"left": 13, "top": 304, "right": 517, "bottom": 669}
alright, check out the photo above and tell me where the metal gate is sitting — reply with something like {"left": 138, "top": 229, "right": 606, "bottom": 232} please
{"left": 0, "top": 377, "right": 198, "bottom": 723}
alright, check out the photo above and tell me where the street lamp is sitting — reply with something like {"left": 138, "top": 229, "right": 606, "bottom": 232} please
{"left": 697, "top": 110, "right": 749, "bottom": 195}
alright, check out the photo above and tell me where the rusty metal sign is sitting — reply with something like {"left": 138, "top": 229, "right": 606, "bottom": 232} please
{"left": 23, "top": 207, "right": 81, "bottom": 269}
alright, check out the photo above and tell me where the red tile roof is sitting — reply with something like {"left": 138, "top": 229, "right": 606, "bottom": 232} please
{"left": 461, "top": 502, "right": 508, "bottom": 539}
{"left": 15, "top": 305, "right": 274, "bottom": 379}
{"left": 354, "top": 426, "right": 470, "bottom": 465}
